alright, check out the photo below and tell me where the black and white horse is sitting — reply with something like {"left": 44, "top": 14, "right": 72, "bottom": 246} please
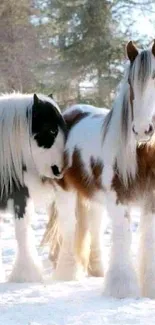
{"left": 0, "top": 92, "right": 67, "bottom": 282}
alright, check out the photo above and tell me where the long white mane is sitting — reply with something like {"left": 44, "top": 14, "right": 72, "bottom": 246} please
{"left": 103, "top": 62, "right": 137, "bottom": 186}
{"left": 0, "top": 92, "right": 57, "bottom": 196}
{"left": 0, "top": 93, "right": 33, "bottom": 196}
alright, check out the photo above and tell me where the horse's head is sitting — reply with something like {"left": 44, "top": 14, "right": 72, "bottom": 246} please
{"left": 126, "top": 40, "right": 155, "bottom": 142}
{"left": 31, "top": 94, "right": 67, "bottom": 179}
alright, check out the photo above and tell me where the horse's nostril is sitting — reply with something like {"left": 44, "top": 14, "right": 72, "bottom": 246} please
{"left": 51, "top": 165, "right": 60, "bottom": 176}
{"left": 144, "top": 124, "right": 154, "bottom": 135}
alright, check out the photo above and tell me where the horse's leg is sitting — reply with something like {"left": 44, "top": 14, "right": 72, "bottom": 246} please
{"left": 52, "top": 188, "right": 84, "bottom": 281}
{"left": 138, "top": 207, "right": 155, "bottom": 298}
{"left": 103, "top": 190, "right": 140, "bottom": 298}
{"left": 88, "top": 202, "right": 104, "bottom": 277}
{"left": 9, "top": 187, "right": 43, "bottom": 282}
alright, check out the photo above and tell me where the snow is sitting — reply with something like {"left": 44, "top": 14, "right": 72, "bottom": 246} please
{"left": 1, "top": 209, "right": 155, "bottom": 325}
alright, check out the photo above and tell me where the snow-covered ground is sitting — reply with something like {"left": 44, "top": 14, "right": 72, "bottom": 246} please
{"left": 1, "top": 209, "right": 155, "bottom": 325}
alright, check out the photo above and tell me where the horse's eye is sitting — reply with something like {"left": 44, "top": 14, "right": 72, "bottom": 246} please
{"left": 50, "top": 129, "right": 57, "bottom": 135}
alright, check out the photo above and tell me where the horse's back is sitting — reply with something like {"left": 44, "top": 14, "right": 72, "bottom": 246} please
{"left": 64, "top": 104, "right": 110, "bottom": 166}
{"left": 63, "top": 104, "right": 109, "bottom": 134}
{"left": 64, "top": 103, "right": 109, "bottom": 117}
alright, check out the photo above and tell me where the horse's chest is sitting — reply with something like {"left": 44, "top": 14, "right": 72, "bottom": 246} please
{"left": 24, "top": 171, "right": 55, "bottom": 209}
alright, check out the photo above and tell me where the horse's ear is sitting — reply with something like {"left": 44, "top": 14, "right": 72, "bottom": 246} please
{"left": 33, "top": 93, "right": 39, "bottom": 105}
{"left": 126, "top": 41, "right": 138, "bottom": 63}
{"left": 152, "top": 40, "right": 155, "bottom": 57}
{"left": 48, "top": 93, "right": 53, "bottom": 99}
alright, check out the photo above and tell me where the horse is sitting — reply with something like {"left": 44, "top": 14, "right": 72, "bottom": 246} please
{"left": 0, "top": 92, "right": 67, "bottom": 283}
{"left": 43, "top": 136, "right": 155, "bottom": 299}
{"left": 41, "top": 40, "right": 155, "bottom": 299}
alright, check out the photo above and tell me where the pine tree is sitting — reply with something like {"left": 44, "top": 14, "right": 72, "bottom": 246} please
{"left": 43, "top": 0, "right": 125, "bottom": 107}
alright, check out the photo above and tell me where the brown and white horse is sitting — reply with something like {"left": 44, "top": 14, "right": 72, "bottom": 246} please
{"left": 42, "top": 41, "right": 155, "bottom": 299}
{"left": 43, "top": 137, "right": 155, "bottom": 299}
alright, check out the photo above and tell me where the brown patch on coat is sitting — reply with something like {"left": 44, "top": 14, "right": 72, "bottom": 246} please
{"left": 63, "top": 148, "right": 104, "bottom": 198}
{"left": 56, "top": 178, "right": 70, "bottom": 191}
{"left": 90, "top": 157, "right": 103, "bottom": 190}
{"left": 112, "top": 141, "right": 155, "bottom": 205}
{"left": 63, "top": 109, "right": 90, "bottom": 133}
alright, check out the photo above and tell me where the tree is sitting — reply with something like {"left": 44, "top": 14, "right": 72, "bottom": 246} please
{"left": 40, "top": 0, "right": 126, "bottom": 107}
{"left": 37, "top": 0, "right": 155, "bottom": 107}
{"left": 0, "top": 0, "right": 42, "bottom": 92}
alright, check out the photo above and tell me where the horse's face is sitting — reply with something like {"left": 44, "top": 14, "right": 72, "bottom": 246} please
{"left": 31, "top": 94, "right": 67, "bottom": 179}
{"left": 127, "top": 41, "right": 155, "bottom": 142}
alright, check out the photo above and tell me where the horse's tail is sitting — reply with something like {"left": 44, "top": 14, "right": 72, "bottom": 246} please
{"left": 75, "top": 195, "right": 91, "bottom": 272}
{"left": 41, "top": 202, "right": 61, "bottom": 267}
{"left": 41, "top": 194, "right": 91, "bottom": 272}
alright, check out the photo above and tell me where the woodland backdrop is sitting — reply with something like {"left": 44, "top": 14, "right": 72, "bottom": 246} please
{"left": 0, "top": 0, "right": 155, "bottom": 108}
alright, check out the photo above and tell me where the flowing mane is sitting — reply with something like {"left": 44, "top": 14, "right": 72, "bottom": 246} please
{"left": 102, "top": 63, "right": 136, "bottom": 186}
{"left": 0, "top": 92, "right": 63, "bottom": 196}
{"left": 0, "top": 93, "right": 33, "bottom": 195}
